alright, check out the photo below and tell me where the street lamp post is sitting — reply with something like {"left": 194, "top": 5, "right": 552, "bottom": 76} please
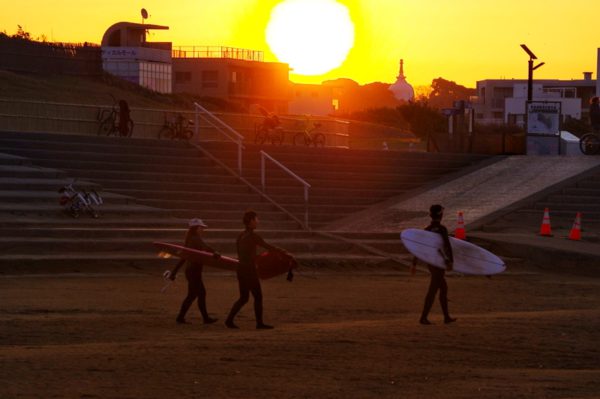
{"left": 520, "top": 44, "right": 545, "bottom": 101}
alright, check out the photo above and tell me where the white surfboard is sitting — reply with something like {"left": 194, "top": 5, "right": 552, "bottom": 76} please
{"left": 400, "top": 228, "right": 506, "bottom": 275}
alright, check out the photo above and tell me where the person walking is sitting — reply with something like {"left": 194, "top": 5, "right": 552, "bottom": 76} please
{"left": 410, "top": 204, "right": 457, "bottom": 325}
{"left": 167, "top": 218, "right": 219, "bottom": 325}
{"left": 225, "top": 210, "right": 285, "bottom": 330}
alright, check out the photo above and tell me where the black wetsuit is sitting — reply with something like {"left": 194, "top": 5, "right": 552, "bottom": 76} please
{"left": 226, "top": 229, "right": 278, "bottom": 326}
{"left": 420, "top": 221, "right": 454, "bottom": 321}
{"left": 175, "top": 235, "right": 216, "bottom": 322}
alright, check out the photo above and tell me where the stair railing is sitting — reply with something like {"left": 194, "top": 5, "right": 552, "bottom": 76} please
{"left": 260, "top": 150, "right": 311, "bottom": 229}
{"left": 193, "top": 102, "right": 244, "bottom": 175}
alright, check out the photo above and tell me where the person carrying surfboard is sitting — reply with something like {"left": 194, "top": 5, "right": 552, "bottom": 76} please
{"left": 167, "top": 218, "right": 220, "bottom": 325}
{"left": 225, "top": 210, "right": 287, "bottom": 330}
{"left": 410, "top": 204, "right": 457, "bottom": 325}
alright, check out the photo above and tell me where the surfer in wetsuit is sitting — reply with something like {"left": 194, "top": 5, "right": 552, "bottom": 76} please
{"left": 410, "top": 204, "right": 457, "bottom": 325}
{"left": 168, "top": 218, "right": 219, "bottom": 325}
{"left": 225, "top": 210, "right": 285, "bottom": 330}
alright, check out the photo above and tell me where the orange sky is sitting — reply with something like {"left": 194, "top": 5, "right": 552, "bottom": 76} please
{"left": 1, "top": 0, "right": 599, "bottom": 87}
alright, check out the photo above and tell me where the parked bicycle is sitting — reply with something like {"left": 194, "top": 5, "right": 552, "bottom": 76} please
{"left": 58, "top": 180, "right": 103, "bottom": 218}
{"left": 293, "top": 122, "right": 325, "bottom": 147}
{"left": 158, "top": 112, "right": 194, "bottom": 140}
{"left": 97, "top": 94, "right": 134, "bottom": 137}
{"left": 254, "top": 112, "right": 284, "bottom": 145}
{"left": 579, "top": 132, "right": 600, "bottom": 155}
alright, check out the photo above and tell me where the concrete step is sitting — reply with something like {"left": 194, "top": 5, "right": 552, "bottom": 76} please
{"left": 545, "top": 194, "right": 600, "bottom": 204}
{"left": 0, "top": 177, "right": 103, "bottom": 191}
{"left": 0, "top": 190, "right": 133, "bottom": 205}
{"left": 0, "top": 228, "right": 319, "bottom": 240}
{"left": 0, "top": 153, "right": 31, "bottom": 166}
{"left": 0, "top": 146, "right": 212, "bottom": 168}
{"left": 0, "top": 165, "right": 66, "bottom": 179}
{"left": 57, "top": 168, "right": 239, "bottom": 185}
{"left": 11, "top": 157, "right": 223, "bottom": 176}
{"left": 532, "top": 201, "right": 600, "bottom": 213}
{"left": 0, "top": 137, "right": 200, "bottom": 157}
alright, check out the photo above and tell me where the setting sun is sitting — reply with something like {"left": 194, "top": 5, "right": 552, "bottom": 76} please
{"left": 265, "top": 0, "right": 355, "bottom": 76}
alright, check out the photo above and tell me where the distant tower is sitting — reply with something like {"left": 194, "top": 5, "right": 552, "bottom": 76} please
{"left": 389, "top": 59, "right": 414, "bottom": 102}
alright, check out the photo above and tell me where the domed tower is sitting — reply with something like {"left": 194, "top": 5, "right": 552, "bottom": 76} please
{"left": 389, "top": 59, "right": 414, "bottom": 102}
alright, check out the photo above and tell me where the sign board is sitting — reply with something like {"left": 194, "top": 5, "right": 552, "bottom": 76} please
{"left": 526, "top": 101, "right": 561, "bottom": 135}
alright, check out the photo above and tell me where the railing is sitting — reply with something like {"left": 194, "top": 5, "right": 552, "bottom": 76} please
{"left": 193, "top": 102, "right": 245, "bottom": 175}
{"left": 173, "top": 46, "right": 264, "bottom": 62}
{"left": 260, "top": 150, "right": 311, "bottom": 229}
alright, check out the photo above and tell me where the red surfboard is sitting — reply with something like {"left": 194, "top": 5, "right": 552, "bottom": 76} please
{"left": 154, "top": 242, "right": 298, "bottom": 280}
{"left": 255, "top": 251, "right": 298, "bottom": 280}
{"left": 154, "top": 242, "right": 238, "bottom": 272}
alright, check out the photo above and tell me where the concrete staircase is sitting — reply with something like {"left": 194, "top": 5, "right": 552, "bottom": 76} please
{"left": 0, "top": 131, "right": 489, "bottom": 271}
{"left": 477, "top": 167, "right": 600, "bottom": 236}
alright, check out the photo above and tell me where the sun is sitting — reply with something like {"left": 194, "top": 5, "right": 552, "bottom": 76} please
{"left": 266, "top": 0, "right": 355, "bottom": 76}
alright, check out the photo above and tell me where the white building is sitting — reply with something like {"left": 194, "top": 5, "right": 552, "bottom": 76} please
{"left": 473, "top": 75, "right": 597, "bottom": 126}
{"left": 389, "top": 59, "right": 414, "bottom": 102}
{"left": 101, "top": 22, "right": 172, "bottom": 93}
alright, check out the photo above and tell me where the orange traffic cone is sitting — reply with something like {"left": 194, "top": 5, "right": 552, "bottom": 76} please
{"left": 539, "top": 208, "right": 552, "bottom": 237}
{"left": 455, "top": 211, "right": 466, "bottom": 240}
{"left": 568, "top": 212, "right": 582, "bottom": 241}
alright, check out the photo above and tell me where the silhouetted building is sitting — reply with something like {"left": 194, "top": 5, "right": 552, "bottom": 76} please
{"left": 172, "top": 47, "right": 290, "bottom": 113}
{"left": 389, "top": 59, "right": 414, "bottom": 102}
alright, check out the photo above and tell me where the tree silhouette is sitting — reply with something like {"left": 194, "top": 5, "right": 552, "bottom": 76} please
{"left": 428, "top": 78, "right": 476, "bottom": 109}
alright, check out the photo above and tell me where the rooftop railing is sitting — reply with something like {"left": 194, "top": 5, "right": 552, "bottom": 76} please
{"left": 172, "top": 46, "right": 263, "bottom": 62}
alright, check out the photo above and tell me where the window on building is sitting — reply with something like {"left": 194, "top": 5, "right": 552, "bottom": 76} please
{"left": 332, "top": 99, "right": 340, "bottom": 111}
{"left": 202, "top": 70, "right": 219, "bottom": 88}
{"left": 175, "top": 72, "right": 192, "bottom": 84}
{"left": 231, "top": 71, "right": 237, "bottom": 83}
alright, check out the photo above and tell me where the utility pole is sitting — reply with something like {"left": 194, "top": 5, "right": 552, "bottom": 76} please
{"left": 520, "top": 44, "right": 545, "bottom": 101}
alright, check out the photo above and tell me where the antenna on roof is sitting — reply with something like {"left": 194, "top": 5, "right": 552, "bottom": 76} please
{"left": 141, "top": 8, "right": 149, "bottom": 24}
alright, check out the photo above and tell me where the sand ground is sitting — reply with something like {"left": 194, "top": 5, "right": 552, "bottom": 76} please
{"left": 1, "top": 265, "right": 599, "bottom": 399}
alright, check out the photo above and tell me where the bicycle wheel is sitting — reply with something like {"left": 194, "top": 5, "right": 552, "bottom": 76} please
{"left": 293, "top": 132, "right": 309, "bottom": 146}
{"left": 97, "top": 118, "right": 113, "bottom": 136}
{"left": 270, "top": 129, "right": 284, "bottom": 146}
{"left": 158, "top": 126, "right": 175, "bottom": 140}
{"left": 181, "top": 129, "right": 194, "bottom": 140}
{"left": 580, "top": 133, "right": 600, "bottom": 155}
{"left": 312, "top": 133, "right": 326, "bottom": 147}
{"left": 255, "top": 127, "right": 268, "bottom": 145}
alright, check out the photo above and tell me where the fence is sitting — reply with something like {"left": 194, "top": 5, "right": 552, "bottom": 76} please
{"left": 0, "top": 98, "right": 351, "bottom": 147}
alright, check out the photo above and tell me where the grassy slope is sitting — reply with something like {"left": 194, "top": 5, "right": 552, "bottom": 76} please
{"left": 0, "top": 69, "right": 248, "bottom": 113}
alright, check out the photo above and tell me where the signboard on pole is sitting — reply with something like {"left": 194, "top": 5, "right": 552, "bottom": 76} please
{"left": 526, "top": 101, "right": 561, "bottom": 155}
{"left": 526, "top": 101, "right": 561, "bottom": 135}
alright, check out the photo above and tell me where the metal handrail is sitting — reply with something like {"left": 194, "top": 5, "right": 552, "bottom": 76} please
{"left": 193, "top": 102, "right": 245, "bottom": 174}
{"left": 260, "top": 150, "right": 311, "bottom": 229}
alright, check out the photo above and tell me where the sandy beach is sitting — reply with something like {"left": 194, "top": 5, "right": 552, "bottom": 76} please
{"left": 1, "top": 265, "right": 599, "bottom": 399}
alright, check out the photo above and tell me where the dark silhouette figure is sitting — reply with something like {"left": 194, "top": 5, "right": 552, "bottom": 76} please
{"left": 225, "top": 211, "right": 284, "bottom": 330}
{"left": 589, "top": 97, "right": 600, "bottom": 133}
{"left": 118, "top": 99, "right": 131, "bottom": 137}
{"left": 411, "top": 204, "right": 456, "bottom": 325}
{"left": 169, "top": 218, "right": 219, "bottom": 325}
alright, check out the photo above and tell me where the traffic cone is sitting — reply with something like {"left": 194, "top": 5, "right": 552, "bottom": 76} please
{"left": 539, "top": 208, "right": 552, "bottom": 237}
{"left": 455, "top": 211, "right": 466, "bottom": 240}
{"left": 568, "top": 212, "right": 582, "bottom": 241}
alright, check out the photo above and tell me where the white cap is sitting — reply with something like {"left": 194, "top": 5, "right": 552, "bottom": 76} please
{"left": 188, "top": 218, "right": 208, "bottom": 228}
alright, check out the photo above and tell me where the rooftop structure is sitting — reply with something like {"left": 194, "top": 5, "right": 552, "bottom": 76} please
{"left": 389, "top": 59, "right": 414, "bottom": 102}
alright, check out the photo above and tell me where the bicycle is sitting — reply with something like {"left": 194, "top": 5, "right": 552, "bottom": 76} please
{"left": 158, "top": 112, "right": 194, "bottom": 140}
{"left": 579, "top": 132, "right": 600, "bottom": 155}
{"left": 96, "top": 94, "right": 134, "bottom": 137}
{"left": 293, "top": 122, "right": 325, "bottom": 147}
{"left": 254, "top": 120, "right": 284, "bottom": 145}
